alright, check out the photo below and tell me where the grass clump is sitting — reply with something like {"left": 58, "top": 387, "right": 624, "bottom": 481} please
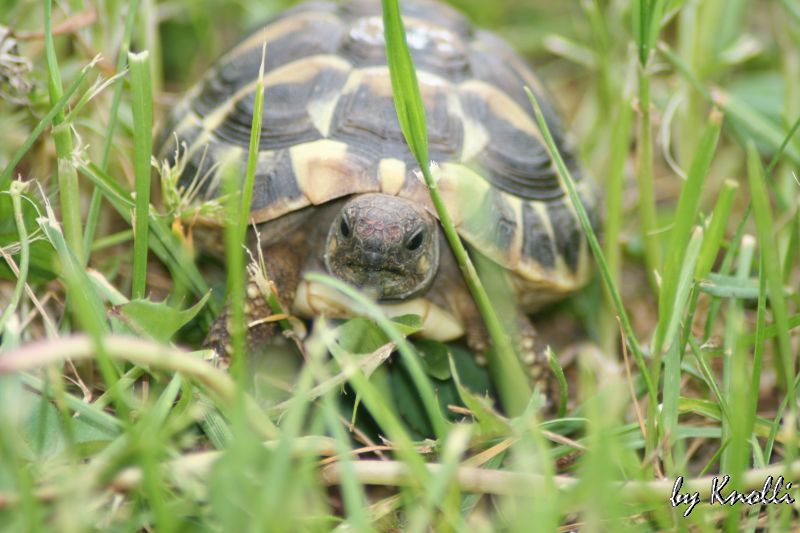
{"left": 0, "top": 0, "right": 799, "bottom": 531}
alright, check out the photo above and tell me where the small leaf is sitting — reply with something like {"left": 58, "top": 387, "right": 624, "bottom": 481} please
{"left": 336, "top": 317, "right": 390, "bottom": 354}
{"left": 415, "top": 339, "right": 451, "bottom": 381}
{"left": 18, "top": 389, "right": 118, "bottom": 460}
{"left": 389, "top": 364, "right": 437, "bottom": 438}
{"left": 336, "top": 315, "right": 422, "bottom": 354}
{"left": 449, "top": 355, "right": 508, "bottom": 436}
{"left": 678, "top": 397, "right": 723, "bottom": 421}
{"left": 699, "top": 275, "right": 759, "bottom": 300}
{"left": 389, "top": 314, "right": 423, "bottom": 335}
{"left": 545, "top": 347, "right": 567, "bottom": 418}
{"left": 117, "top": 292, "right": 211, "bottom": 342}
{"left": 449, "top": 344, "right": 491, "bottom": 394}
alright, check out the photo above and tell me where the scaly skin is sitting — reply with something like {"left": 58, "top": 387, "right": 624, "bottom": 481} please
{"left": 324, "top": 193, "right": 439, "bottom": 300}
{"left": 204, "top": 238, "right": 308, "bottom": 364}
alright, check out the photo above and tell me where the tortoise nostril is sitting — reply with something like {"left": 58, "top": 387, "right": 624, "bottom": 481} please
{"left": 363, "top": 251, "right": 383, "bottom": 269}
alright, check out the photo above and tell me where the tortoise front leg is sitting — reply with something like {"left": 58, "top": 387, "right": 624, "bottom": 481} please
{"left": 512, "top": 314, "right": 554, "bottom": 400}
{"left": 459, "top": 300, "right": 554, "bottom": 405}
{"left": 203, "top": 240, "right": 306, "bottom": 364}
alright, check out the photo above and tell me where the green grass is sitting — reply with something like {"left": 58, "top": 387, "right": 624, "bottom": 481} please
{"left": 129, "top": 50, "right": 153, "bottom": 300}
{"left": 1, "top": 0, "right": 800, "bottom": 530}
{"left": 381, "top": 0, "right": 532, "bottom": 416}
{"left": 225, "top": 42, "right": 265, "bottom": 379}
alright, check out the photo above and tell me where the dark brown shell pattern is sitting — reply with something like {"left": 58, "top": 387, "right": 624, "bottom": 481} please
{"left": 160, "top": 0, "right": 600, "bottom": 298}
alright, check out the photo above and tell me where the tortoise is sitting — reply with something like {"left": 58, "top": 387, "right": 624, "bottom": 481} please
{"left": 159, "top": 0, "right": 599, "bottom": 376}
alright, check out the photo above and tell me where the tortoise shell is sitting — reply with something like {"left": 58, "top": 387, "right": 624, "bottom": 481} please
{"left": 161, "top": 0, "right": 598, "bottom": 307}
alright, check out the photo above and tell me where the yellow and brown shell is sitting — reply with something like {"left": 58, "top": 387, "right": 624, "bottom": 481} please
{"left": 160, "top": 0, "right": 599, "bottom": 304}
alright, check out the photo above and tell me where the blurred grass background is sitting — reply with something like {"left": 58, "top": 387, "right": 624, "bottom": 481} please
{"left": 1, "top": 0, "right": 800, "bottom": 530}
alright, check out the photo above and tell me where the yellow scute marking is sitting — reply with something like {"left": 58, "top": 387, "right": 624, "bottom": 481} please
{"left": 291, "top": 140, "right": 350, "bottom": 205}
{"left": 223, "top": 11, "right": 341, "bottom": 62}
{"left": 501, "top": 192, "right": 524, "bottom": 268}
{"left": 379, "top": 158, "right": 406, "bottom": 195}
{"left": 264, "top": 54, "right": 350, "bottom": 86}
{"left": 460, "top": 114, "right": 489, "bottom": 161}
{"left": 436, "top": 163, "right": 491, "bottom": 226}
{"left": 307, "top": 95, "right": 340, "bottom": 137}
{"left": 459, "top": 80, "right": 542, "bottom": 139}
{"left": 290, "top": 140, "right": 378, "bottom": 205}
{"left": 343, "top": 66, "right": 450, "bottom": 99}
{"left": 198, "top": 55, "right": 350, "bottom": 136}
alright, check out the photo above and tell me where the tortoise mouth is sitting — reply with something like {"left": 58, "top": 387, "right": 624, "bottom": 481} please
{"left": 340, "top": 262, "right": 412, "bottom": 299}
{"left": 345, "top": 261, "right": 404, "bottom": 276}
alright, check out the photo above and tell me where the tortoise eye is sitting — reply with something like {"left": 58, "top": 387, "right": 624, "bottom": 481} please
{"left": 340, "top": 217, "right": 352, "bottom": 238}
{"left": 406, "top": 230, "right": 424, "bottom": 251}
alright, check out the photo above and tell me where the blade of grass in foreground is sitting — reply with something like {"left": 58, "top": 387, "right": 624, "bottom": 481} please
{"left": 653, "top": 109, "right": 722, "bottom": 358}
{"left": 695, "top": 179, "right": 739, "bottom": 280}
{"left": 83, "top": 0, "right": 141, "bottom": 260}
{"left": 601, "top": 88, "right": 634, "bottom": 353}
{"left": 720, "top": 235, "right": 754, "bottom": 491}
{"left": 44, "top": 0, "right": 84, "bottom": 264}
{"left": 633, "top": 0, "right": 666, "bottom": 65}
{"left": 38, "top": 210, "right": 136, "bottom": 426}
{"left": 79, "top": 162, "right": 213, "bottom": 304}
{"left": 660, "top": 226, "right": 703, "bottom": 469}
{"left": 249, "top": 331, "right": 322, "bottom": 527}
{"left": 0, "top": 182, "right": 31, "bottom": 334}
{"left": 525, "top": 88, "right": 658, "bottom": 449}
{"left": 747, "top": 143, "right": 796, "bottom": 429}
{"left": 129, "top": 51, "right": 153, "bottom": 300}
{"left": 380, "top": 0, "right": 531, "bottom": 416}
{"left": 225, "top": 43, "right": 266, "bottom": 380}
{"left": 632, "top": 0, "right": 666, "bottom": 291}
{"left": 306, "top": 272, "right": 447, "bottom": 438}
{"left": 0, "top": 59, "right": 95, "bottom": 189}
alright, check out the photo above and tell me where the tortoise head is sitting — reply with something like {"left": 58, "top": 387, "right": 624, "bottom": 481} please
{"left": 324, "top": 193, "right": 439, "bottom": 300}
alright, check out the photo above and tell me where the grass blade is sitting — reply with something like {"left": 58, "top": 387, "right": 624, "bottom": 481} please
{"left": 634, "top": 61, "right": 662, "bottom": 290}
{"left": 39, "top": 216, "right": 108, "bottom": 337}
{"left": 84, "top": 0, "right": 141, "bottom": 260}
{"left": 306, "top": 272, "right": 447, "bottom": 438}
{"left": 226, "top": 43, "right": 265, "bottom": 378}
{"left": 747, "top": 143, "right": 796, "bottom": 414}
{"left": 633, "top": 0, "right": 666, "bottom": 65}
{"left": 381, "top": 0, "right": 531, "bottom": 415}
{"left": 380, "top": 1, "right": 428, "bottom": 165}
{"left": 695, "top": 179, "right": 739, "bottom": 279}
{"left": 44, "top": 0, "right": 84, "bottom": 263}
{"left": 660, "top": 226, "right": 703, "bottom": 465}
{"left": 0, "top": 61, "right": 94, "bottom": 189}
{"left": 654, "top": 108, "right": 722, "bottom": 356}
{"left": 525, "top": 87, "right": 658, "bottom": 451}
{"left": 129, "top": 51, "right": 154, "bottom": 300}
{"left": 601, "top": 91, "right": 634, "bottom": 352}
{"left": 79, "top": 162, "right": 213, "bottom": 306}
{"left": 0, "top": 182, "right": 31, "bottom": 333}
